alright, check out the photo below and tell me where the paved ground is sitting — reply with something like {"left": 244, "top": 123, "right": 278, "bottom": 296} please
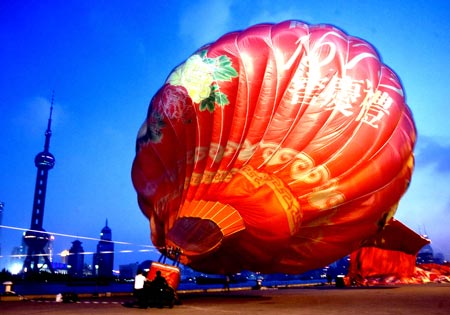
{"left": 1, "top": 283, "right": 449, "bottom": 315}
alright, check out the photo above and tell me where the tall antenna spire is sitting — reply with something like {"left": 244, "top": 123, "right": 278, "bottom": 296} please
{"left": 44, "top": 91, "right": 54, "bottom": 152}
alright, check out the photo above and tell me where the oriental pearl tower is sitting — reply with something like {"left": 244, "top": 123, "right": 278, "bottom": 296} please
{"left": 22, "top": 96, "right": 56, "bottom": 274}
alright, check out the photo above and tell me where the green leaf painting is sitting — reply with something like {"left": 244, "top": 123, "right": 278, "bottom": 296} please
{"left": 168, "top": 49, "right": 238, "bottom": 113}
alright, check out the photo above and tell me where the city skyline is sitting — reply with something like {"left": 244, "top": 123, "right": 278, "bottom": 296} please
{"left": 1, "top": 1, "right": 449, "bottom": 272}
{"left": 3, "top": 217, "right": 157, "bottom": 275}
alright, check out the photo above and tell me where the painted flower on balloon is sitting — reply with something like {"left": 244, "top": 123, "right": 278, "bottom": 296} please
{"left": 137, "top": 84, "right": 193, "bottom": 145}
{"left": 137, "top": 50, "right": 238, "bottom": 146}
{"left": 152, "top": 85, "right": 194, "bottom": 122}
{"left": 168, "top": 50, "right": 238, "bottom": 112}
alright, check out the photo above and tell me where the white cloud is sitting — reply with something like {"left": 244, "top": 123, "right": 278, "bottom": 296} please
{"left": 11, "top": 96, "right": 54, "bottom": 137}
{"left": 396, "top": 164, "right": 450, "bottom": 259}
{"left": 248, "top": 8, "right": 309, "bottom": 26}
{"left": 178, "top": 0, "right": 233, "bottom": 49}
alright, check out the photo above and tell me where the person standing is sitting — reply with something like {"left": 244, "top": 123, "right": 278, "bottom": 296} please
{"left": 134, "top": 269, "right": 147, "bottom": 308}
{"left": 224, "top": 275, "right": 231, "bottom": 291}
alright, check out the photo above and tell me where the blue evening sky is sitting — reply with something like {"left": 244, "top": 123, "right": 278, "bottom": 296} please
{"left": 1, "top": 0, "right": 449, "bottom": 271}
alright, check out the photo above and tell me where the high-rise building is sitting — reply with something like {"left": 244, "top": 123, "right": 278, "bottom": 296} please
{"left": 417, "top": 243, "right": 434, "bottom": 264}
{"left": 68, "top": 240, "right": 84, "bottom": 278}
{"left": 8, "top": 238, "right": 27, "bottom": 275}
{"left": 22, "top": 97, "right": 56, "bottom": 274}
{"left": 93, "top": 220, "right": 114, "bottom": 278}
{"left": 0, "top": 201, "right": 4, "bottom": 257}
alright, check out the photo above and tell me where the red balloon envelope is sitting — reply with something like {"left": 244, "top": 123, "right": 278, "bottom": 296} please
{"left": 132, "top": 20, "right": 416, "bottom": 274}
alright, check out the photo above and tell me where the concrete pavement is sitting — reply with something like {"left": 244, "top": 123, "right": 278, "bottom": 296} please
{"left": 1, "top": 283, "right": 449, "bottom": 314}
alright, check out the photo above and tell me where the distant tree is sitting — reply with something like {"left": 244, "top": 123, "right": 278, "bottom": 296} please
{"left": 0, "top": 268, "right": 12, "bottom": 282}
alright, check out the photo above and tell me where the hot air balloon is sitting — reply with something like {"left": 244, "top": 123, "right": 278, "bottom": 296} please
{"left": 131, "top": 20, "right": 417, "bottom": 275}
